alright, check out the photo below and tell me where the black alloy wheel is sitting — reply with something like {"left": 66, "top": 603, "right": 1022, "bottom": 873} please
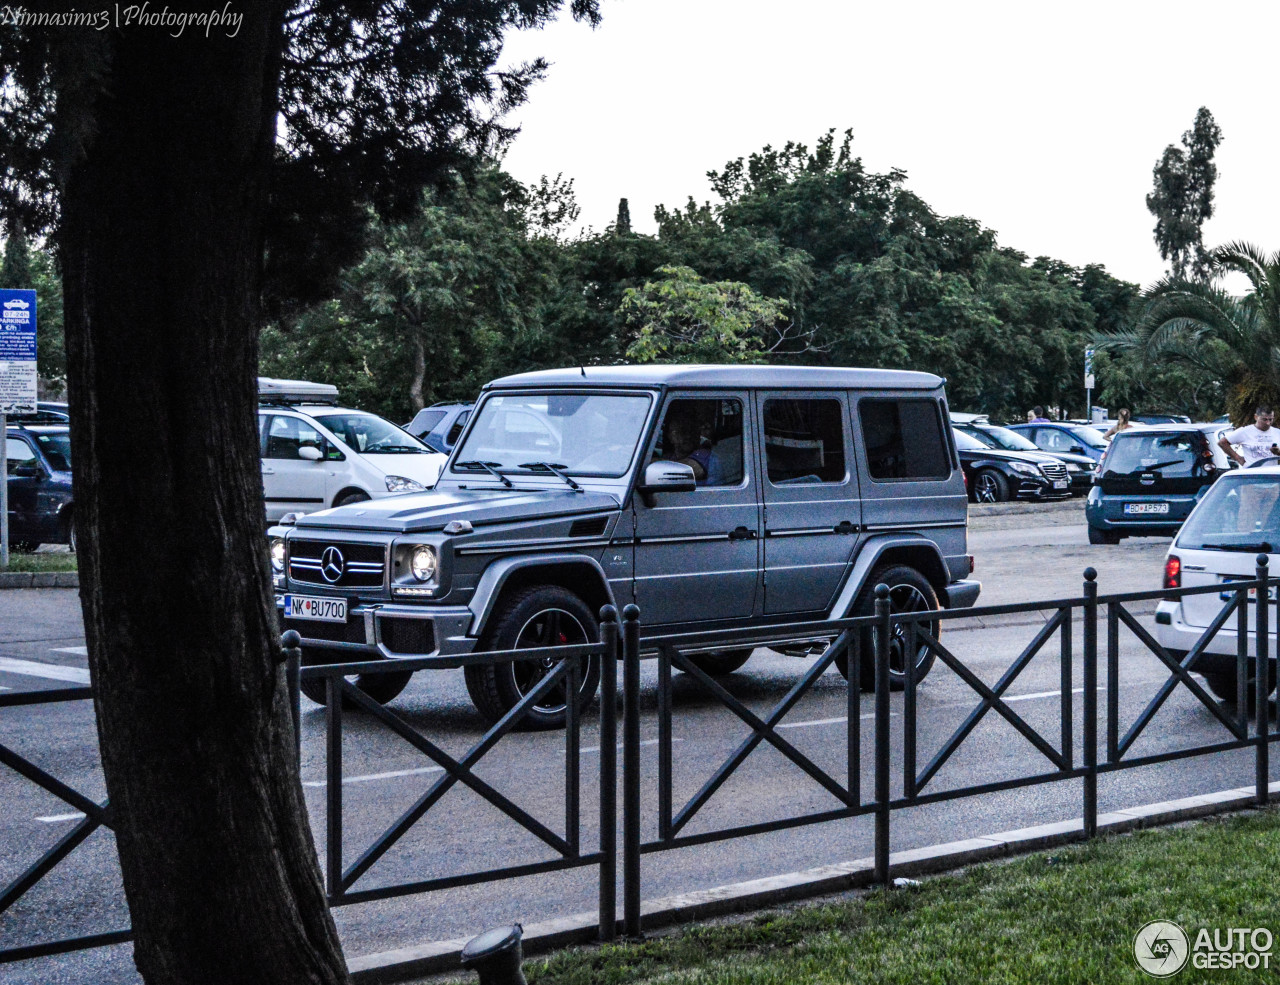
{"left": 464, "top": 585, "right": 602, "bottom": 730}
{"left": 835, "top": 564, "right": 940, "bottom": 691}
{"left": 972, "top": 469, "right": 1009, "bottom": 503}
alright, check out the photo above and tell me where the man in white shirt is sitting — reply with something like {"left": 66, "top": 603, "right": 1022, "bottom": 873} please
{"left": 1219, "top": 406, "right": 1280, "bottom": 466}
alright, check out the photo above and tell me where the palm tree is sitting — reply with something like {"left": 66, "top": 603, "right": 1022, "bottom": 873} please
{"left": 1096, "top": 242, "right": 1280, "bottom": 423}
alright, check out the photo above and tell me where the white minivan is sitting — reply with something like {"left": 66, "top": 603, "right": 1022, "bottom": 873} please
{"left": 1154, "top": 464, "right": 1280, "bottom": 703}
{"left": 258, "top": 378, "right": 447, "bottom": 522}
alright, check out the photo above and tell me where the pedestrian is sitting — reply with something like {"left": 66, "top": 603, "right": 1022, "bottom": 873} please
{"left": 1103, "top": 408, "right": 1133, "bottom": 440}
{"left": 1219, "top": 405, "right": 1280, "bottom": 466}
{"left": 1030, "top": 406, "right": 1050, "bottom": 423}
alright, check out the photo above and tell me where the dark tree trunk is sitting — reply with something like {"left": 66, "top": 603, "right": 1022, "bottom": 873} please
{"left": 58, "top": 8, "right": 349, "bottom": 984}
{"left": 410, "top": 327, "right": 426, "bottom": 412}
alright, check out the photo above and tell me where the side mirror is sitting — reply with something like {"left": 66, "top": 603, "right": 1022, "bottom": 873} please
{"left": 1070, "top": 445, "right": 1085, "bottom": 455}
{"left": 298, "top": 445, "right": 323, "bottom": 462}
{"left": 11, "top": 462, "right": 41, "bottom": 478}
{"left": 638, "top": 461, "right": 696, "bottom": 505}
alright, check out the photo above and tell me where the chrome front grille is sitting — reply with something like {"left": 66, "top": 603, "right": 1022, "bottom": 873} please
{"left": 1039, "top": 461, "right": 1068, "bottom": 482}
{"left": 288, "top": 540, "right": 386, "bottom": 589}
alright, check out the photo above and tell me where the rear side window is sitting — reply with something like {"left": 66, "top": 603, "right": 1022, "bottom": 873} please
{"left": 764, "top": 398, "right": 846, "bottom": 484}
{"left": 859, "top": 399, "right": 950, "bottom": 480}
{"left": 263, "top": 415, "right": 326, "bottom": 460}
{"left": 1102, "top": 432, "right": 1207, "bottom": 477}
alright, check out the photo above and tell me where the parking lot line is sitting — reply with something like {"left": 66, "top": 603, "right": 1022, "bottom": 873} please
{"left": 37, "top": 812, "right": 86, "bottom": 823}
{"left": 0, "top": 657, "right": 90, "bottom": 684}
{"left": 52, "top": 646, "right": 89, "bottom": 656}
{"left": 777, "top": 713, "right": 889, "bottom": 730}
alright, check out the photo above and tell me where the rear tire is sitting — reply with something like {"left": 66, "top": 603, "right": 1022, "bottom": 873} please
{"left": 298, "top": 647, "right": 414, "bottom": 707}
{"left": 1088, "top": 525, "right": 1120, "bottom": 545}
{"left": 463, "top": 585, "right": 602, "bottom": 730}
{"left": 834, "top": 564, "right": 940, "bottom": 692}
{"left": 11, "top": 541, "right": 39, "bottom": 553}
{"left": 685, "top": 648, "right": 753, "bottom": 676}
{"left": 1201, "top": 667, "right": 1277, "bottom": 709}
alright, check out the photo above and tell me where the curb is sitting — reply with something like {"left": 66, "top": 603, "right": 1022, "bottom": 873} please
{"left": 347, "top": 781, "right": 1279, "bottom": 983}
{"left": 0, "top": 571, "right": 78, "bottom": 589}
{"left": 948, "top": 599, "right": 1156, "bottom": 632}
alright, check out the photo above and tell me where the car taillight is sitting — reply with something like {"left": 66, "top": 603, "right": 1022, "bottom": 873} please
{"left": 1164, "top": 555, "right": 1181, "bottom": 589}
{"left": 968, "top": 554, "right": 975, "bottom": 574}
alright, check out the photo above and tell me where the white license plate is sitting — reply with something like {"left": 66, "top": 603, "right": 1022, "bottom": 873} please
{"left": 1124, "top": 502, "right": 1170, "bottom": 515}
{"left": 1053, "top": 479, "right": 1068, "bottom": 489}
{"left": 1220, "top": 581, "right": 1279, "bottom": 602}
{"left": 285, "top": 595, "right": 348, "bottom": 623}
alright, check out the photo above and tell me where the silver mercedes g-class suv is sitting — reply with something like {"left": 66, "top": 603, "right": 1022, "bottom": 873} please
{"left": 270, "top": 365, "right": 980, "bottom": 727}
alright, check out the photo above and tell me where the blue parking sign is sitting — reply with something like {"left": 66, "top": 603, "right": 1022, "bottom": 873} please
{"left": 0, "top": 288, "right": 37, "bottom": 412}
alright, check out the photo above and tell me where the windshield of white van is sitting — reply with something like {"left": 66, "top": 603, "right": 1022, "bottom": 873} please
{"left": 1177, "top": 475, "right": 1280, "bottom": 551}
{"left": 313, "top": 412, "right": 433, "bottom": 454}
{"left": 452, "top": 392, "right": 652, "bottom": 478}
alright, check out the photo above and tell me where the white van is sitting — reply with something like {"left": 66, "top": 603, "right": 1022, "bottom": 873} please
{"left": 258, "top": 378, "right": 446, "bottom": 522}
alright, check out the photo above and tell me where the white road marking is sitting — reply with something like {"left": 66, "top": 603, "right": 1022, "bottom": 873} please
{"left": 52, "top": 646, "right": 89, "bottom": 656}
{"left": 301, "top": 738, "right": 675, "bottom": 788}
{"left": 38, "top": 812, "right": 86, "bottom": 823}
{"left": 777, "top": 713, "right": 893, "bottom": 729}
{"left": 0, "top": 658, "right": 90, "bottom": 684}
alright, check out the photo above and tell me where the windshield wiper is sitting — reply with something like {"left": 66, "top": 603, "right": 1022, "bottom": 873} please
{"left": 454, "top": 460, "right": 513, "bottom": 488}
{"left": 374, "top": 445, "right": 428, "bottom": 454}
{"left": 1123, "top": 460, "right": 1184, "bottom": 475}
{"left": 1200, "top": 541, "right": 1274, "bottom": 553}
{"left": 519, "top": 462, "right": 581, "bottom": 492}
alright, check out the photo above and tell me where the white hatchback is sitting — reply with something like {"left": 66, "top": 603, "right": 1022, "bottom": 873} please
{"left": 1154, "top": 465, "right": 1280, "bottom": 703}
{"left": 258, "top": 382, "right": 446, "bottom": 522}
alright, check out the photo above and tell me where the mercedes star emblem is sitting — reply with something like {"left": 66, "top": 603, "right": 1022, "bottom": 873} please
{"left": 320, "top": 546, "right": 345, "bottom": 583}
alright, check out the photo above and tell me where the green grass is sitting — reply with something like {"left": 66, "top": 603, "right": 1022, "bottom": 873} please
{"left": 2, "top": 550, "right": 77, "bottom": 573}
{"left": 524, "top": 809, "right": 1280, "bottom": 984}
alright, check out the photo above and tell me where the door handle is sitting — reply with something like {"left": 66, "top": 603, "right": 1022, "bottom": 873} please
{"left": 834, "top": 520, "right": 858, "bottom": 535}
{"left": 728, "top": 526, "right": 756, "bottom": 541}
{"left": 261, "top": 467, "right": 275, "bottom": 475}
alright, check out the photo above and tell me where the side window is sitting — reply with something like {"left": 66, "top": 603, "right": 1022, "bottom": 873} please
{"left": 859, "top": 398, "right": 950, "bottom": 481}
{"left": 1041, "top": 429, "right": 1072, "bottom": 452}
{"left": 652, "top": 397, "right": 743, "bottom": 487}
{"left": 446, "top": 410, "right": 471, "bottom": 446}
{"left": 263, "top": 415, "right": 325, "bottom": 460}
{"left": 763, "top": 398, "right": 846, "bottom": 484}
{"left": 6, "top": 436, "right": 37, "bottom": 474}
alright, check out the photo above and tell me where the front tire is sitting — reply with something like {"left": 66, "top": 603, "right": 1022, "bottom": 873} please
{"left": 464, "top": 586, "right": 602, "bottom": 730}
{"left": 835, "top": 564, "right": 940, "bottom": 692}
{"left": 298, "top": 647, "right": 414, "bottom": 707}
{"left": 334, "top": 490, "right": 371, "bottom": 508}
{"left": 972, "top": 469, "right": 1009, "bottom": 503}
{"left": 11, "top": 540, "right": 39, "bottom": 553}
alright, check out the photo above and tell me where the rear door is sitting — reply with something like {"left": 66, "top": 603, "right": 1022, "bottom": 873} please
{"left": 758, "top": 391, "right": 859, "bottom": 615}
{"left": 260, "top": 413, "right": 331, "bottom": 519}
{"left": 633, "top": 392, "right": 760, "bottom": 625}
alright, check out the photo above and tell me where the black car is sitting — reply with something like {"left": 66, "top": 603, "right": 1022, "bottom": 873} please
{"left": 1084, "top": 423, "right": 1231, "bottom": 543}
{"left": 5, "top": 424, "right": 75, "bottom": 551}
{"left": 952, "top": 427, "right": 1072, "bottom": 502}
{"left": 954, "top": 421, "right": 1097, "bottom": 494}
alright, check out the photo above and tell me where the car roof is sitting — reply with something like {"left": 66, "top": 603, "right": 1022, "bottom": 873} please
{"left": 1112, "top": 422, "right": 1223, "bottom": 434}
{"left": 6, "top": 424, "right": 70, "bottom": 435}
{"left": 486, "top": 364, "right": 944, "bottom": 390}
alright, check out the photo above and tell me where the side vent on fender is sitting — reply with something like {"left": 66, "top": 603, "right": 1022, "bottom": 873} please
{"left": 568, "top": 516, "right": 609, "bottom": 538}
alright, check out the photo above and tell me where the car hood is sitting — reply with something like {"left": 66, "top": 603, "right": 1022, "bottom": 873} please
{"left": 358, "top": 451, "right": 447, "bottom": 484}
{"left": 293, "top": 486, "right": 621, "bottom": 533}
{"left": 1045, "top": 451, "right": 1096, "bottom": 466}
{"left": 959, "top": 448, "right": 1061, "bottom": 466}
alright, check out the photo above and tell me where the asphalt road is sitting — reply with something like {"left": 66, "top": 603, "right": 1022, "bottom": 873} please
{"left": 4, "top": 502, "right": 1267, "bottom": 984}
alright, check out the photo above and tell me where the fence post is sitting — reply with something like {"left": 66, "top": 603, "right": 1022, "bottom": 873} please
{"left": 1256, "top": 556, "right": 1270, "bottom": 807}
{"left": 621, "top": 604, "right": 642, "bottom": 939}
{"left": 1237, "top": 580, "right": 1251, "bottom": 733}
{"left": 325, "top": 673, "right": 343, "bottom": 901}
{"left": 281, "top": 629, "right": 302, "bottom": 762}
{"left": 1082, "top": 568, "right": 1098, "bottom": 839}
{"left": 873, "top": 584, "right": 891, "bottom": 885}
{"left": 598, "top": 605, "right": 619, "bottom": 942}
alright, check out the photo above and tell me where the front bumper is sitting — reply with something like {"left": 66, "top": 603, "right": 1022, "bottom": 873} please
{"left": 1015, "top": 476, "right": 1071, "bottom": 500}
{"left": 276, "top": 597, "right": 477, "bottom": 664}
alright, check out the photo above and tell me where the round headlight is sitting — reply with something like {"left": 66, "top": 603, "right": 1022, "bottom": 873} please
{"left": 411, "top": 545, "right": 438, "bottom": 582}
{"left": 270, "top": 538, "right": 286, "bottom": 573}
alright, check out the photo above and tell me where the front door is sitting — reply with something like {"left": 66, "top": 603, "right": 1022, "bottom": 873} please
{"left": 633, "top": 393, "right": 760, "bottom": 626}
{"left": 758, "top": 391, "right": 860, "bottom": 615}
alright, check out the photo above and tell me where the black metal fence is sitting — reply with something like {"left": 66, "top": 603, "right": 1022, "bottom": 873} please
{"left": 3, "top": 561, "right": 1278, "bottom": 963}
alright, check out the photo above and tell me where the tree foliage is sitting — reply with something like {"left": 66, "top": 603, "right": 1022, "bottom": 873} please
{"left": 1146, "top": 107, "right": 1223, "bottom": 282}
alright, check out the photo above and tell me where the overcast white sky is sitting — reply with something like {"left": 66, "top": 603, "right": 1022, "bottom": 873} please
{"left": 500, "top": 0, "right": 1277, "bottom": 289}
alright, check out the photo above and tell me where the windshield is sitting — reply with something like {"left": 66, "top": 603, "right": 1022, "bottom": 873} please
{"left": 1101, "top": 432, "right": 1207, "bottom": 476}
{"left": 1178, "top": 476, "right": 1280, "bottom": 550}
{"left": 35, "top": 433, "right": 72, "bottom": 471}
{"left": 952, "top": 429, "right": 987, "bottom": 451}
{"left": 1070, "top": 426, "right": 1108, "bottom": 449}
{"left": 313, "top": 412, "right": 433, "bottom": 455}
{"left": 979, "top": 425, "right": 1040, "bottom": 452}
{"left": 452, "top": 392, "right": 652, "bottom": 478}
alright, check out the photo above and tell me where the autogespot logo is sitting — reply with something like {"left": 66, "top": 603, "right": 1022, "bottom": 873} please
{"left": 1134, "top": 921, "right": 1190, "bottom": 978}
